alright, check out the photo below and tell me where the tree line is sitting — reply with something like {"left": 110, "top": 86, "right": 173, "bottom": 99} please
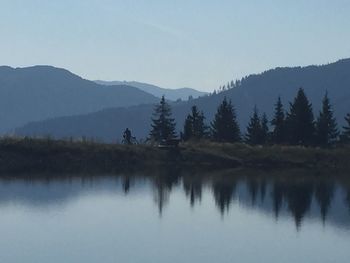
{"left": 149, "top": 88, "right": 350, "bottom": 147}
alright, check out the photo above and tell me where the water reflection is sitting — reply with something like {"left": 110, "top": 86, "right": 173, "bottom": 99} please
{"left": 207, "top": 175, "right": 350, "bottom": 230}
{"left": 271, "top": 180, "right": 284, "bottom": 219}
{"left": 0, "top": 170, "right": 350, "bottom": 230}
{"left": 346, "top": 189, "right": 350, "bottom": 213}
{"left": 315, "top": 181, "right": 334, "bottom": 224}
{"left": 183, "top": 177, "right": 202, "bottom": 207}
{"left": 152, "top": 169, "right": 181, "bottom": 215}
{"left": 285, "top": 181, "right": 313, "bottom": 229}
{"left": 213, "top": 179, "right": 236, "bottom": 214}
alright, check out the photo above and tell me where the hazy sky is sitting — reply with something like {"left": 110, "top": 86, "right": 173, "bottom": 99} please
{"left": 1, "top": 0, "right": 350, "bottom": 91}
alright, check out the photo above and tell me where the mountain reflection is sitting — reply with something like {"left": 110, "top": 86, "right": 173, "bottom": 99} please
{"left": 0, "top": 170, "right": 349, "bottom": 230}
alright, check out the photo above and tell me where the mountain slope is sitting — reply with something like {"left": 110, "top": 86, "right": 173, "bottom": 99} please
{"left": 0, "top": 66, "right": 159, "bottom": 133}
{"left": 16, "top": 59, "right": 350, "bottom": 141}
{"left": 95, "top": 80, "right": 207, "bottom": 101}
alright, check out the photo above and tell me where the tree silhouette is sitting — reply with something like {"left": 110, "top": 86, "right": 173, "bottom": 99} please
{"left": 260, "top": 113, "right": 269, "bottom": 144}
{"left": 245, "top": 106, "right": 262, "bottom": 145}
{"left": 182, "top": 105, "right": 207, "bottom": 141}
{"left": 149, "top": 96, "right": 176, "bottom": 142}
{"left": 183, "top": 117, "right": 193, "bottom": 141}
{"left": 341, "top": 113, "right": 350, "bottom": 143}
{"left": 315, "top": 92, "right": 339, "bottom": 146}
{"left": 271, "top": 96, "right": 286, "bottom": 144}
{"left": 211, "top": 97, "right": 241, "bottom": 142}
{"left": 285, "top": 88, "right": 315, "bottom": 145}
{"left": 245, "top": 107, "right": 269, "bottom": 145}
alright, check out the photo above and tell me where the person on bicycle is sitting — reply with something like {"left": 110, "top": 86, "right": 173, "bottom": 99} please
{"left": 123, "top": 128, "right": 132, "bottom": 144}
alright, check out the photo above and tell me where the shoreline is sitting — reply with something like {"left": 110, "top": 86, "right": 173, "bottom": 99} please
{"left": 0, "top": 137, "right": 349, "bottom": 174}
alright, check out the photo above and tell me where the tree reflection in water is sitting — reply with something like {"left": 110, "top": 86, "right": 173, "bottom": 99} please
{"left": 315, "top": 181, "right": 335, "bottom": 224}
{"left": 152, "top": 168, "right": 181, "bottom": 216}
{"left": 0, "top": 170, "right": 349, "bottom": 230}
{"left": 346, "top": 188, "right": 350, "bottom": 213}
{"left": 213, "top": 180, "right": 236, "bottom": 215}
{"left": 271, "top": 181, "right": 285, "bottom": 220}
{"left": 285, "top": 181, "right": 313, "bottom": 229}
{"left": 183, "top": 177, "right": 202, "bottom": 207}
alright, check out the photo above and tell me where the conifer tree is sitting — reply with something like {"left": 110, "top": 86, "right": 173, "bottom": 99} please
{"left": 245, "top": 106, "right": 262, "bottom": 145}
{"left": 271, "top": 96, "right": 285, "bottom": 144}
{"left": 315, "top": 92, "right": 339, "bottom": 146}
{"left": 285, "top": 88, "right": 315, "bottom": 145}
{"left": 149, "top": 96, "right": 176, "bottom": 142}
{"left": 182, "top": 106, "right": 207, "bottom": 141}
{"left": 341, "top": 113, "right": 350, "bottom": 143}
{"left": 245, "top": 108, "right": 269, "bottom": 145}
{"left": 183, "top": 116, "right": 193, "bottom": 141}
{"left": 192, "top": 107, "right": 207, "bottom": 139}
{"left": 211, "top": 97, "right": 241, "bottom": 142}
{"left": 260, "top": 113, "right": 269, "bottom": 144}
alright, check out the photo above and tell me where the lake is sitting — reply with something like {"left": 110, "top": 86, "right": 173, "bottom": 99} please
{"left": 0, "top": 169, "right": 349, "bottom": 263}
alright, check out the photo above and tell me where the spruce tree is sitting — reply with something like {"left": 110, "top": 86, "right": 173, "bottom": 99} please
{"left": 285, "top": 88, "right": 315, "bottom": 145}
{"left": 271, "top": 96, "right": 285, "bottom": 144}
{"left": 245, "top": 106, "right": 262, "bottom": 145}
{"left": 245, "top": 108, "right": 269, "bottom": 145}
{"left": 211, "top": 97, "right": 241, "bottom": 142}
{"left": 183, "top": 116, "right": 193, "bottom": 141}
{"left": 260, "top": 113, "right": 269, "bottom": 144}
{"left": 192, "top": 107, "right": 207, "bottom": 139}
{"left": 149, "top": 96, "right": 176, "bottom": 142}
{"left": 341, "top": 113, "right": 350, "bottom": 143}
{"left": 183, "top": 105, "right": 207, "bottom": 141}
{"left": 315, "top": 92, "right": 339, "bottom": 146}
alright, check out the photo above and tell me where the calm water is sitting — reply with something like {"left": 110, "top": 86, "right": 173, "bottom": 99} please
{"left": 0, "top": 171, "right": 349, "bottom": 263}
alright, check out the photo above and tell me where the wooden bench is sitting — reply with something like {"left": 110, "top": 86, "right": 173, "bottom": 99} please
{"left": 158, "top": 139, "right": 180, "bottom": 148}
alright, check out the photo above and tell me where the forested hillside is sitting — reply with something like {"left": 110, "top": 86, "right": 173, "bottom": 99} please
{"left": 15, "top": 59, "right": 350, "bottom": 141}
{"left": 0, "top": 66, "right": 159, "bottom": 133}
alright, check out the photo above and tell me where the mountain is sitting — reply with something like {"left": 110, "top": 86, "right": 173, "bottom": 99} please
{"left": 0, "top": 66, "right": 159, "bottom": 133}
{"left": 94, "top": 80, "right": 207, "bottom": 101}
{"left": 15, "top": 59, "right": 350, "bottom": 141}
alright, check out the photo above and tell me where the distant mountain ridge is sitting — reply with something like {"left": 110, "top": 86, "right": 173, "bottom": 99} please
{"left": 15, "top": 58, "right": 350, "bottom": 141}
{"left": 0, "top": 65, "right": 159, "bottom": 133}
{"left": 94, "top": 80, "right": 207, "bottom": 101}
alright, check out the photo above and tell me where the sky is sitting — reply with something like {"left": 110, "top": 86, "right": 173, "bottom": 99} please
{"left": 1, "top": 0, "right": 350, "bottom": 92}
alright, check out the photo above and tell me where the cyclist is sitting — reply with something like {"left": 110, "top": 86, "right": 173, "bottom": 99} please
{"left": 123, "top": 128, "right": 132, "bottom": 144}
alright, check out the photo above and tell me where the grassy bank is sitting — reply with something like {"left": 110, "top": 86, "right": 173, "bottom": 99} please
{"left": 184, "top": 141, "right": 350, "bottom": 170}
{"left": 0, "top": 137, "right": 349, "bottom": 174}
{"left": 0, "top": 137, "right": 241, "bottom": 173}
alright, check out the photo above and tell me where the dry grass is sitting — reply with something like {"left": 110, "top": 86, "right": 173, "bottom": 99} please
{"left": 0, "top": 136, "right": 349, "bottom": 174}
